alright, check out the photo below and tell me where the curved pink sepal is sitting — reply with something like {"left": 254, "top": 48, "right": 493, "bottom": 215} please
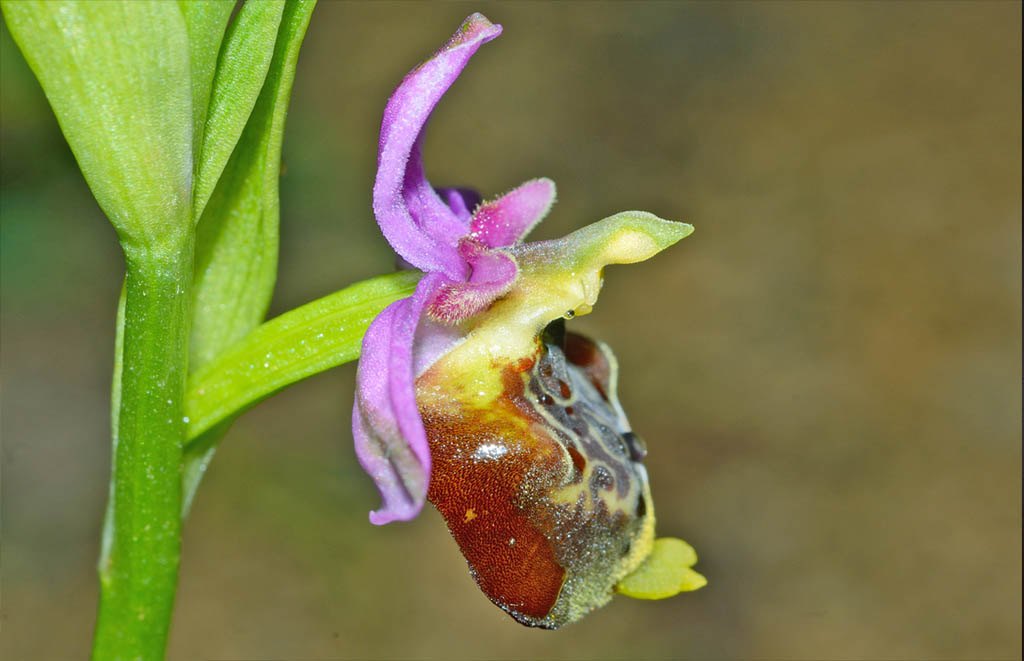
{"left": 373, "top": 14, "right": 502, "bottom": 280}
{"left": 353, "top": 274, "right": 446, "bottom": 524}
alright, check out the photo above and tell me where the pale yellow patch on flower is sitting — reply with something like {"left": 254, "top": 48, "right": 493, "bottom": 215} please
{"left": 616, "top": 537, "right": 707, "bottom": 599}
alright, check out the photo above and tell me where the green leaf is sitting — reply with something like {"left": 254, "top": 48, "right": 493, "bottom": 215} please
{"left": 191, "top": 0, "right": 285, "bottom": 221}
{"left": 184, "top": 0, "right": 315, "bottom": 513}
{"left": 0, "top": 0, "right": 192, "bottom": 253}
{"left": 179, "top": 0, "right": 237, "bottom": 162}
{"left": 191, "top": 0, "right": 313, "bottom": 370}
{"left": 184, "top": 271, "right": 421, "bottom": 450}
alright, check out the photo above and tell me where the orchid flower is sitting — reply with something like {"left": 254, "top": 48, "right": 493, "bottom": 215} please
{"left": 353, "top": 13, "right": 704, "bottom": 628}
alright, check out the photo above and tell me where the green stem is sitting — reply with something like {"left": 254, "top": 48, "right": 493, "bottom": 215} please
{"left": 183, "top": 270, "right": 421, "bottom": 450}
{"left": 94, "top": 240, "right": 194, "bottom": 661}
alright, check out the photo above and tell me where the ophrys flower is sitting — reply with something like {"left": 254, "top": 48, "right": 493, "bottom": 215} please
{"left": 352, "top": 12, "right": 704, "bottom": 628}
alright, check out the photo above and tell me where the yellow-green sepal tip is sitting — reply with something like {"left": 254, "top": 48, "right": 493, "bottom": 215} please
{"left": 616, "top": 537, "right": 707, "bottom": 600}
{"left": 556, "top": 212, "right": 693, "bottom": 271}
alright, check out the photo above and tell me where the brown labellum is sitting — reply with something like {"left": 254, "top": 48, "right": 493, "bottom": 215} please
{"left": 419, "top": 320, "right": 655, "bottom": 628}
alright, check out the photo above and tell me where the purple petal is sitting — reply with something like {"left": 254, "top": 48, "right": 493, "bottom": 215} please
{"left": 373, "top": 14, "right": 502, "bottom": 279}
{"left": 436, "top": 187, "right": 482, "bottom": 224}
{"left": 469, "top": 178, "right": 556, "bottom": 248}
{"left": 427, "top": 240, "right": 517, "bottom": 323}
{"left": 353, "top": 274, "right": 445, "bottom": 524}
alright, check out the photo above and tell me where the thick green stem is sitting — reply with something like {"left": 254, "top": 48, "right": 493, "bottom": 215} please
{"left": 94, "top": 239, "right": 194, "bottom": 661}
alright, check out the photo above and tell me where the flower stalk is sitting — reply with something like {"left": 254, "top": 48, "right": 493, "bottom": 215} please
{"left": 94, "top": 239, "right": 195, "bottom": 660}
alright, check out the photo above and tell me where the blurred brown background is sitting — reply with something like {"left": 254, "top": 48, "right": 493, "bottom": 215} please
{"left": 2, "top": 2, "right": 1021, "bottom": 659}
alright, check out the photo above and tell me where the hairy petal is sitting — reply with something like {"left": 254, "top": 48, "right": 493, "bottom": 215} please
{"left": 373, "top": 13, "right": 502, "bottom": 278}
{"left": 353, "top": 274, "right": 446, "bottom": 524}
{"left": 470, "top": 177, "right": 556, "bottom": 248}
{"left": 437, "top": 187, "right": 482, "bottom": 224}
{"left": 427, "top": 240, "right": 517, "bottom": 323}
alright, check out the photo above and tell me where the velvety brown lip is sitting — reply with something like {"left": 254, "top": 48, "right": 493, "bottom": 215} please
{"left": 422, "top": 354, "right": 567, "bottom": 623}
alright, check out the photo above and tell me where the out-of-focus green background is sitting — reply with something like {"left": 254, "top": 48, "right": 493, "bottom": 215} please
{"left": 2, "top": 2, "right": 1020, "bottom": 658}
